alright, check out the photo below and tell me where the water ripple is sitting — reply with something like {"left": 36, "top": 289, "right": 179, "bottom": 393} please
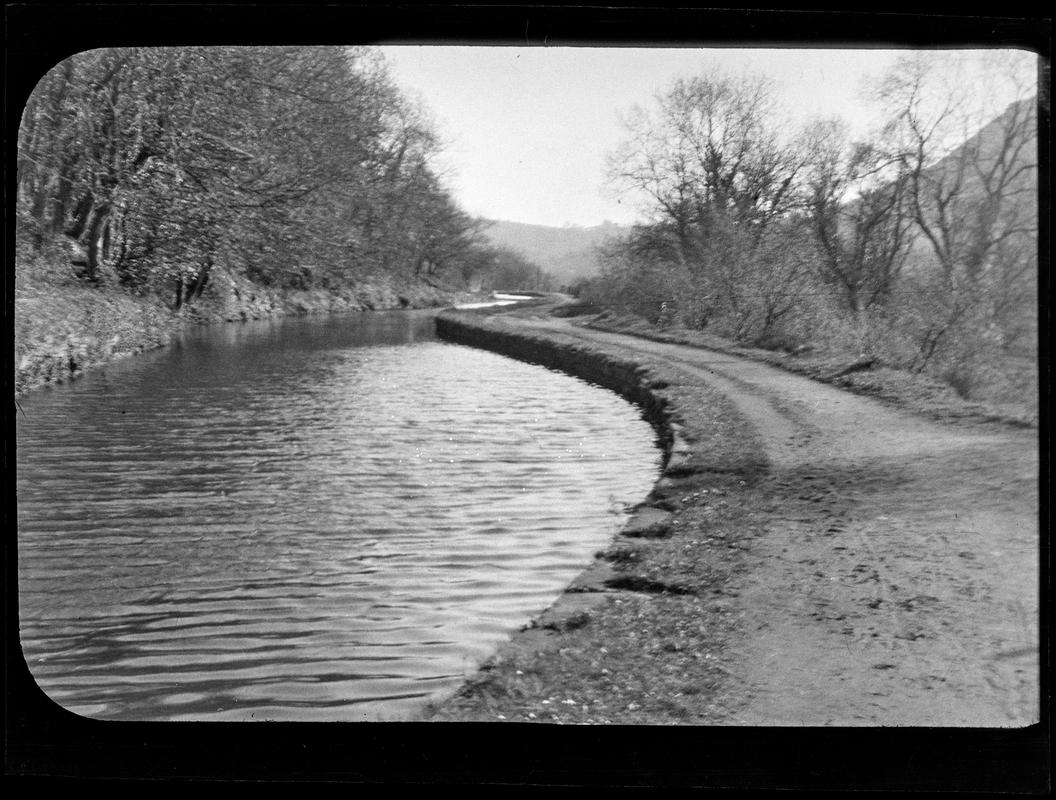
{"left": 17, "top": 310, "right": 660, "bottom": 721}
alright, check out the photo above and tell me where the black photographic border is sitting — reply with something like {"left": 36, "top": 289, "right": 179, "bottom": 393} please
{"left": 5, "top": 3, "right": 1050, "bottom": 790}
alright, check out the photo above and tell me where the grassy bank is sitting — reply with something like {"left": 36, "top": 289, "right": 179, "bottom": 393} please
{"left": 581, "top": 309, "right": 1038, "bottom": 429}
{"left": 13, "top": 264, "right": 477, "bottom": 396}
{"left": 14, "top": 282, "right": 179, "bottom": 396}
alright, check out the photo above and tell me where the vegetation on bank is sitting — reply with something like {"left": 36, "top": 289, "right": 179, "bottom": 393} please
{"left": 583, "top": 309, "right": 1038, "bottom": 427}
{"left": 14, "top": 46, "right": 554, "bottom": 391}
{"left": 15, "top": 276, "right": 175, "bottom": 397}
{"left": 576, "top": 51, "right": 1038, "bottom": 414}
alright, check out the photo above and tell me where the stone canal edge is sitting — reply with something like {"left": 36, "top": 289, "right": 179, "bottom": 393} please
{"left": 420, "top": 302, "right": 1039, "bottom": 726}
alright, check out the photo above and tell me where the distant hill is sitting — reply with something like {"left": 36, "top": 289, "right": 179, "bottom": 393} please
{"left": 904, "top": 94, "right": 1038, "bottom": 265}
{"left": 480, "top": 219, "right": 630, "bottom": 287}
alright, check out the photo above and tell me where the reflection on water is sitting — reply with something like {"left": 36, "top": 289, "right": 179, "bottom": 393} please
{"left": 17, "top": 310, "right": 660, "bottom": 721}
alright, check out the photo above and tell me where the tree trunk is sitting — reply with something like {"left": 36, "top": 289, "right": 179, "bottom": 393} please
{"left": 173, "top": 277, "right": 185, "bottom": 311}
{"left": 186, "top": 255, "right": 213, "bottom": 302}
{"left": 64, "top": 193, "right": 94, "bottom": 240}
{"left": 83, "top": 204, "right": 110, "bottom": 283}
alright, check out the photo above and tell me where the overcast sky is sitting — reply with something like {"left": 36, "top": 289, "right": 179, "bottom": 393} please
{"left": 377, "top": 46, "right": 1038, "bottom": 229}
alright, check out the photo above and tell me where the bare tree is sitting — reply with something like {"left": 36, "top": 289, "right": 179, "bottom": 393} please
{"left": 17, "top": 46, "right": 491, "bottom": 306}
{"left": 801, "top": 118, "right": 916, "bottom": 315}
{"left": 874, "top": 51, "right": 1038, "bottom": 371}
{"left": 606, "top": 70, "right": 807, "bottom": 338}
{"left": 609, "top": 72, "right": 801, "bottom": 257}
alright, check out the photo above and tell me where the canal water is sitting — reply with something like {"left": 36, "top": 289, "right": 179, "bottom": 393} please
{"left": 15, "top": 309, "right": 661, "bottom": 721}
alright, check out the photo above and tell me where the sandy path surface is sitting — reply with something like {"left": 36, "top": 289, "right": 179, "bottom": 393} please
{"left": 507, "top": 314, "right": 1040, "bottom": 726}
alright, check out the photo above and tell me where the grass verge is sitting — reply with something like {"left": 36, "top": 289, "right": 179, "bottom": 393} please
{"left": 584, "top": 310, "right": 1037, "bottom": 428}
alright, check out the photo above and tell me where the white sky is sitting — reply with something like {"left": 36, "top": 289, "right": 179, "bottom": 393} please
{"left": 377, "top": 46, "right": 1038, "bottom": 228}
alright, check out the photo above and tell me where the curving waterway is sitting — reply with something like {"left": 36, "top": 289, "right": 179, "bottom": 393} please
{"left": 16, "top": 308, "right": 661, "bottom": 721}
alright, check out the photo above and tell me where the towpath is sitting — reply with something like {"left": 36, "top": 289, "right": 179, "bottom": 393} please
{"left": 479, "top": 308, "right": 1040, "bottom": 726}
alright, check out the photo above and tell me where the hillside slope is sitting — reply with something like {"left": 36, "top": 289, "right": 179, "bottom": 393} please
{"left": 481, "top": 219, "right": 629, "bottom": 287}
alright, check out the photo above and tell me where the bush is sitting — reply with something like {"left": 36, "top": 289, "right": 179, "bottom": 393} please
{"left": 14, "top": 228, "right": 81, "bottom": 289}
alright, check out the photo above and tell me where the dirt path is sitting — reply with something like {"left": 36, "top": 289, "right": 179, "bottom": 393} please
{"left": 504, "top": 313, "right": 1040, "bottom": 726}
